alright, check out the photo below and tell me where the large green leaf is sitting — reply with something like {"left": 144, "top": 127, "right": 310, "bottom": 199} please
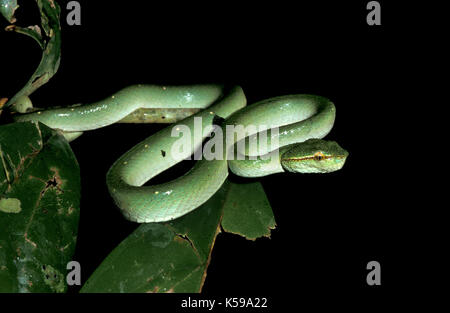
{"left": 81, "top": 179, "right": 275, "bottom": 293}
{"left": 0, "top": 121, "right": 80, "bottom": 292}
{"left": 3, "top": 0, "right": 61, "bottom": 109}
{"left": 81, "top": 181, "right": 227, "bottom": 293}
{"left": 222, "top": 181, "right": 276, "bottom": 240}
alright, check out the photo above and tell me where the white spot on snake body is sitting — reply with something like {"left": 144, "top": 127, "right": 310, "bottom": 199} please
{"left": 79, "top": 104, "right": 108, "bottom": 115}
{"left": 154, "top": 191, "right": 159, "bottom": 195}
{"left": 183, "top": 92, "right": 193, "bottom": 102}
{"left": 164, "top": 190, "right": 173, "bottom": 195}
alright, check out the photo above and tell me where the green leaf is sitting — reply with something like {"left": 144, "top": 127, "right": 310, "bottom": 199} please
{"left": 81, "top": 179, "right": 276, "bottom": 293}
{"left": 5, "top": 24, "right": 45, "bottom": 49}
{"left": 4, "top": 0, "right": 61, "bottom": 109}
{"left": 222, "top": 181, "right": 276, "bottom": 240}
{"left": 0, "top": 121, "right": 80, "bottom": 292}
{"left": 0, "top": 0, "right": 18, "bottom": 23}
{"left": 81, "top": 181, "right": 228, "bottom": 293}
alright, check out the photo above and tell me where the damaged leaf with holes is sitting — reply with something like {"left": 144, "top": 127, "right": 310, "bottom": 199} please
{"left": 0, "top": 121, "right": 80, "bottom": 292}
{"left": 80, "top": 179, "right": 275, "bottom": 293}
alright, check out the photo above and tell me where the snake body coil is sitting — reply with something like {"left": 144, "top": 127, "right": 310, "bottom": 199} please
{"left": 14, "top": 84, "right": 348, "bottom": 222}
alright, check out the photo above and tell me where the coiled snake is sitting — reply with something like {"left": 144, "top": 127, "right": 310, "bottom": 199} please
{"left": 13, "top": 84, "right": 348, "bottom": 222}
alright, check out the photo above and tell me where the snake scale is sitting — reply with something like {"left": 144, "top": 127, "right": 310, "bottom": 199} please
{"left": 12, "top": 84, "right": 348, "bottom": 222}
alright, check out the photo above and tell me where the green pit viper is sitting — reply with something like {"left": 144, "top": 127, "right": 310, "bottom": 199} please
{"left": 11, "top": 84, "right": 348, "bottom": 222}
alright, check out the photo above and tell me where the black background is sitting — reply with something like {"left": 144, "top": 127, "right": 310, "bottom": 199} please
{"left": 0, "top": 0, "right": 431, "bottom": 309}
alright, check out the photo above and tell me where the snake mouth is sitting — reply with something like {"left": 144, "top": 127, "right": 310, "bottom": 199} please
{"left": 281, "top": 154, "right": 347, "bottom": 162}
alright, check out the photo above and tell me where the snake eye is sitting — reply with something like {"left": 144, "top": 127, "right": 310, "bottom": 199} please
{"left": 313, "top": 152, "right": 325, "bottom": 161}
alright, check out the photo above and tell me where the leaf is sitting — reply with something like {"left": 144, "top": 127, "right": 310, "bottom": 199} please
{"left": 4, "top": 0, "right": 61, "bottom": 109}
{"left": 81, "top": 178, "right": 276, "bottom": 293}
{"left": 81, "top": 180, "right": 228, "bottom": 293}
{"left": 0, "top": 0, "right": 18, "bottom": 23}
{"left": 222, "top": 181, "right": 276, "bottom": 240}
{"left": 0, "top": 121, "right": 80, "bottom": 292}
{"left": 5, "top": 24, "right": 45, "bottom": 49}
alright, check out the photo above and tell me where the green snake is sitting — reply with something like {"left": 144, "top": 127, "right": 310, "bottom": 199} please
{"left": 12, "top": 84, "right": 348, "bottom": 222}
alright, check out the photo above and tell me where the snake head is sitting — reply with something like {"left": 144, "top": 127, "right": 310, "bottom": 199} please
{"left": 281, "top": 139, "right": 348, "bottom": 174}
